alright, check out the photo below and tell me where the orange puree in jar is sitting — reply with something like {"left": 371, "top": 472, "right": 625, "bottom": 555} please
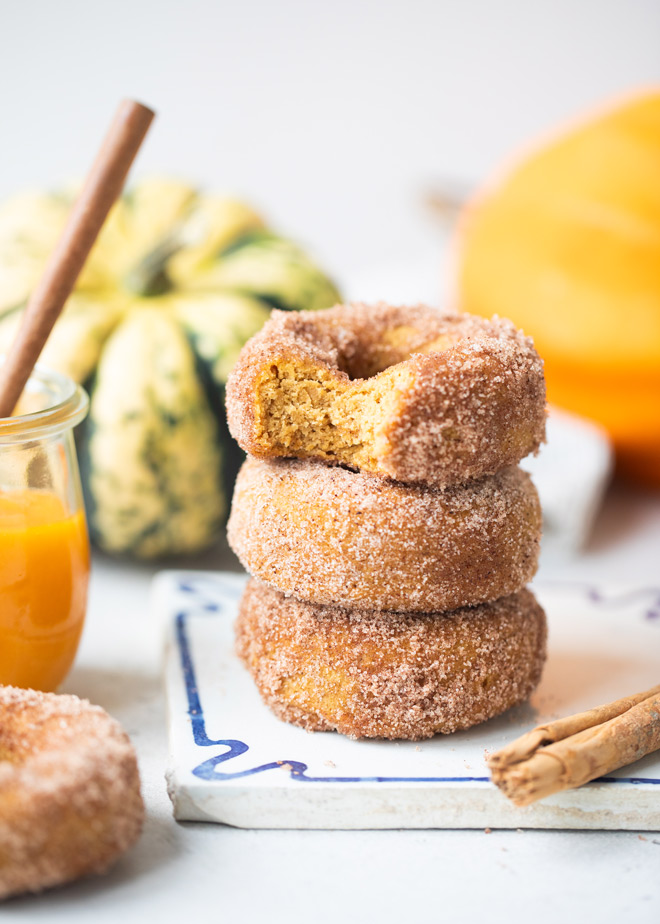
{"left": 0, "top": 489, "right": 90, "bottom": 691}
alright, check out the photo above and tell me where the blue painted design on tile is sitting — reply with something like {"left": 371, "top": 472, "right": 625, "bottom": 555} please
{"left": 539, "top": 581, "right": 660, "bottom": 623}
{"left": 193, "top": 754, "right": 492, "bottom": 783}
{"left": 175, "top": 611, "right": 238, "bottom": 748}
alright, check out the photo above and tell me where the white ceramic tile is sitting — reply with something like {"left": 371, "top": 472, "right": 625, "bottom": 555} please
{"left": 159, "top": 572, "right": 660, "bottom": 830}
{"left": 522, "top": 406, "right": 613, "bottom": 552}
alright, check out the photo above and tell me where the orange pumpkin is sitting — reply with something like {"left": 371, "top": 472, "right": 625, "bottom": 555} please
{"left": 456, "top": 91, "right": 660, "bottom": 487}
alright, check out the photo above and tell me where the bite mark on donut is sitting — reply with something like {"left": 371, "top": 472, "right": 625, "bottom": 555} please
{"left": 253, "top": 357, "right": 415, "bottom": 472}
{"left": 226, "top": 303, "right": 546, "bottom": 487}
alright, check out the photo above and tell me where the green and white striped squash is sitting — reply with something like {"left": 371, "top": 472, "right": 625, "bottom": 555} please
{"left": 0, "top": 178, "right": 340, "bottom": 558}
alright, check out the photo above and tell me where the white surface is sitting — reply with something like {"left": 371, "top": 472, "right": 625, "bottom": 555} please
{"left": 3, "top": 1, "right": 660, "bottom": 918}
{"left": 163, "top": 572, "right": 659, "bottom": 830}
{"left": 2, "top": 2, "right": 660, "bottom": 282}
{"left": 0, "top": 415, "right": 645, "bottom": 921}
{"left": 522, "top": 408, "right": 613, "bottom": 551}
{"left": 5, "top": 487, "right": 660, "bottom": 922}
{"left": 1, "top": 216, "right": 655, "bottom": 924}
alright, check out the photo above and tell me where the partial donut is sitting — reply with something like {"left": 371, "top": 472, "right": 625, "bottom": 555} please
{"left": 227, "top": 457, "right": 541, "bottom": 613}
{"left": 236, "top": 579, "right": 547, "bottom": 740}
{"left": 0, "top": 686, "right": 144, "bottom": 900}
{"left": 226, "top": 302, "right": 546, "bottom": 487}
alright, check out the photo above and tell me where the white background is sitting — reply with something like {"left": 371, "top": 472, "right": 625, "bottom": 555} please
{"left": 2, "top": 0, "right": 660, "bottom": 278}
{"left": 2, "top": 3, "right": 660, "bottom": 922}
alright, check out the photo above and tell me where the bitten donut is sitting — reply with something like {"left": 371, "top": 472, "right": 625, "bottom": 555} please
{"left": 226, "top": 302, "right": 546, "bottom": 487}
{"left": 0, "top": 686, "right": 144, "bottom": 901}
{"left": 227, "top": 457, "right": 541, "bottom": 613}
{"left": 236, "top": 579, "right": 547, "bottom": 740}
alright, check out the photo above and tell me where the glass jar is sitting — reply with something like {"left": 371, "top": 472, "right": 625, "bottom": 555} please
{"left": 0, "top": 363, "right": 90, "bottom": 691}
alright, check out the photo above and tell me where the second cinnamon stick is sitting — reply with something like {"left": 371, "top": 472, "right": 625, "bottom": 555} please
{"left": 489, "top": 685, "right": 660, "bottom": 807}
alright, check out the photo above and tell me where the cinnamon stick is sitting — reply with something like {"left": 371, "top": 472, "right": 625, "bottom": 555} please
{"left": 0, "top": 99, "right": 155, "bottom": 418}
{"left": 488, "top": 684, "right": 660, "bottom": 807}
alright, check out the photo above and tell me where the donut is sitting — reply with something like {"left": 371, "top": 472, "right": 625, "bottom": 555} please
{"left": 0, "top": 686, "right": 144, "bottom": 900}
{"left": 227, "top": 456, "right": 541, "bottom": 613}
{"left": 226, "top": 302, "right": 546, "bottom": 487}
{"left": 236, "top": 579, "right": 547, "bottom": 740}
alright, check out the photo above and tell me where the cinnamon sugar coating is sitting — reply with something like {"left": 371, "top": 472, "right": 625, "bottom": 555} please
{"left": 228, "top": 457, "right": 541, "bottom": 613}
{"left": 0, "top": 686, "right": 144, "bottom": 901}
{"left": 225, "top": 302, "right": 546, "bottom": 487}
{"left": 236, "top": 580, "right": 547, "bottom": 740}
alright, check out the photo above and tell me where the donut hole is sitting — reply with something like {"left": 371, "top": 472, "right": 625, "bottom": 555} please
{"left": 341, "top": 327, "right": 456, "bottom": 379}
{"left": 253, "top": 358, "right": 416, "bottom": 469}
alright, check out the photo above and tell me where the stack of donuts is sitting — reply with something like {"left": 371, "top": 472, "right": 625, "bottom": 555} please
{"left": 226, "top": 303, "right": 547, "bottom": 740}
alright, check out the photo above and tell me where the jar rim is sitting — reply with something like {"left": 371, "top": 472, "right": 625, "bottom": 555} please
{"left": 0, "top": 361, "right": 89, "bottom": 443}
